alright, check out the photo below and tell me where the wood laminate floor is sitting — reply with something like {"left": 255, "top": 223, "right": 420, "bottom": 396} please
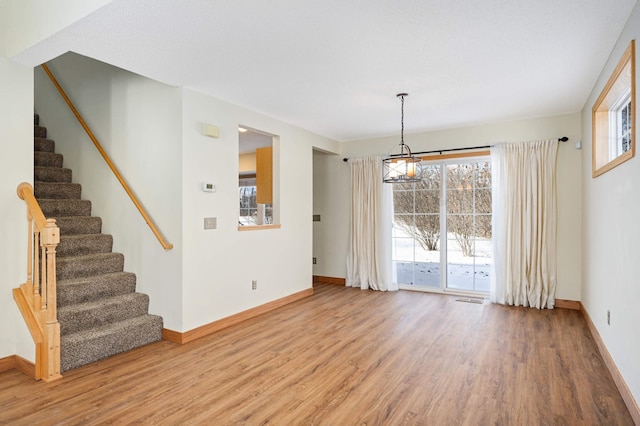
{"left": 0, "top": 284, "right": 634, "bottom": 425}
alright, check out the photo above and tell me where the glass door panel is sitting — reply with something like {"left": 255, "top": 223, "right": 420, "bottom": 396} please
{"left": 445, "top": 162, "right": 492, "bottom": 293}
{"left": 392, "top": 165, "right": 442, "bottom": 288}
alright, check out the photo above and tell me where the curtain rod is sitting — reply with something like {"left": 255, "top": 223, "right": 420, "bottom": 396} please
{"left": 342, "top": 137, "right": 569, "bottom": 162}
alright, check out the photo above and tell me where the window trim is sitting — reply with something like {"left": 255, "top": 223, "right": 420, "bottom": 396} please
{"left": 238, "top": 224, "right": 281, "bottom": 232}
{"left": 592, "top": 39, "right": 635, "bottom": 178}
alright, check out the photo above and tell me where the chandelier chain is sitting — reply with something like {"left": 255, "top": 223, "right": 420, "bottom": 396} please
{"left": 400, "top": 94, "right": 405, "bottom": 145}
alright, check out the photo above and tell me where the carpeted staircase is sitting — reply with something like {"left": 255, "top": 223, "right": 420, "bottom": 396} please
{"left": 33, "top": 114, "right": 163, "bottom": 372}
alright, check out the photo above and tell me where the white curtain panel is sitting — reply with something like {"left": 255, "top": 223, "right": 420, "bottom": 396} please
{"left": 346, "top": 156, "right": 396, "bottom": 291}
{"left": 491, "top": 140, "right": 558, "bottom": 309}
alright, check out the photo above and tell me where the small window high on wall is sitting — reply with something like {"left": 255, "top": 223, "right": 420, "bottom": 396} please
{"left": 238, "top": 126, "right": 280, "bottom": 229}
{"left": 592, "top": 40, "right": 635, "bottom": 177}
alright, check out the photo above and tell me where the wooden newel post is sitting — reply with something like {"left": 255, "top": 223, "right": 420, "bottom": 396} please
{"left": 40, "top": 218, "right": 62, "bottom": 381}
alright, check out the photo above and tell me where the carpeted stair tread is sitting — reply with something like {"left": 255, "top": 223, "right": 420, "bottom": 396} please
{"left": 39, "top": 199, "right": 91, "bottom": 217}
{"left": 34, "top": 166, "right": 72, "bottom": 183}
{"left": 60, "top": 314, "right": 163, "bottom": 372}
{"left": 34, "top": 151, "right": 63, "bottom": 168}
{"left": 34, "top": 182, "right": 82, "bottom": 200}
{"left": 34, "top": 125, "right": 46, "bottom": 138}
{"left": 58, "top": 272, "right": 137, "bottom": 307}
{"left": 34, "top": 137, "right": 55, "bottom": 153}
{"left": 58, "top": 293, "right": 151, "bottom": 336}
{"left": 54, "top": 216, "right": 102, "bottom": 235}
{"left": 57, "top": 252, "right": 124, "bottom": 281}
{"left": 57, "top": 234, "right": 113, "bottom": 257}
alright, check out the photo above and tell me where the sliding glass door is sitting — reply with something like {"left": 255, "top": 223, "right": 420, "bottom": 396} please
{"left": 392, "top": 157, "right": 492, "bottom": 293}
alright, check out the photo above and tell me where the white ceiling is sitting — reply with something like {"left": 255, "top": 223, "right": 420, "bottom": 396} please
{"left": 15, "top": 0, "right": 637, "bottom": 142}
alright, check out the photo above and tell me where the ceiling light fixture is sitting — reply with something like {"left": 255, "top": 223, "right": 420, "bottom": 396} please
{"left": 238, "top": 126, "right": 248, "bottom": 133}
{"left": 383, "top": 93, "right": 423, "bottom": 183}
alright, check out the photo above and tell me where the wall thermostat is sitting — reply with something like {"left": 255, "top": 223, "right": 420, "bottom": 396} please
{"left": 201, "top": 182, "right": 216, "bottom": 192}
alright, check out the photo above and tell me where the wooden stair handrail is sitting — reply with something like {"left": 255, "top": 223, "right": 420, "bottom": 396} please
{"left": 40, "top": 63, "right": 174, "bottom": 251}
{"left": 17, "top": 182, "right": 46, "bottom": 229}
{"left": 14, "top": 182, "right": 62, "bottom": 381}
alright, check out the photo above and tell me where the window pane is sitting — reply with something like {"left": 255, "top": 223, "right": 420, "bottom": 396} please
{"left": 476, "top": 161, "right": 492, "bottom": 188}
{"left": 475, "top": 188, "right": 492, "bottom": 213}
{"left": 413, "top": 249, "right": 440, "bottom": 287}
{"left": 413, "top": 214, "right": 440, "bottom": 252}
{"left": 392, "top": 223, "right": 416, "bottom": 285}
{"left": 476, "top": 214, "right": 492, "bottom": 240}
{"left": 414, "top": 189, "right": 440, "bottom": 214}
{"left": 623, "top": 135, "right": 630, "bottom": 153}
{"left": 447, "top": 215, "right": 474, "bottom": 256}
{"left": 446, "top": 164, "right": 475, "bottom": 214}
{"left": 418, "top": 165, "right": 441, "bottom": 189}
{"left": 394, "top": 182, "right": 415, "bottom": 191}
{"left": 393, "top": 214, "right": 414, "bottom": 238}
{"left": 447, "top": 189, "right": 474, "bottom": 214}
{"left": 393, "top": 190, "right": 414, "bottom": 214}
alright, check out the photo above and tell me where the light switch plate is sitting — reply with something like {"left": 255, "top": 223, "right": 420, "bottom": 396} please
{"left": 204, "top": 217, "right": 217, "bottom": 229}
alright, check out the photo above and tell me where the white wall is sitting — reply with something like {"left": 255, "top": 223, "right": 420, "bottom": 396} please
{"left": 0, "top": 1, "right": 6, "bottom": 56}
{"left": 314, "top": 113, "right": 583, "bottom": 301}
{"left": 34, "top": 52, "right": 184, "bottom": 330}
{"left": 0, "top": 58, "right": 35, "bottom": 359}
{"left": 581, "top": 2, "right": 640, "bottom": 407}
{"left": 181, "top": 89, "right": 339, "bottom": 331}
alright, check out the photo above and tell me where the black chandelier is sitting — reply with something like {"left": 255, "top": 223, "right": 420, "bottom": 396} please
{"left": 382, "top": 93, "right": 423, "bottom": 183}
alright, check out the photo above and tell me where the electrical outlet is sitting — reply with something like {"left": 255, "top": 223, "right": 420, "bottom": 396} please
{"left": 607, "top": 310, "right": 610, "bottom": 326}
{"left": 313, "top": 257, "right": 317, "bottom": 265}
{"left": 252, "top": 280, "right": 257, "bottom": 290}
